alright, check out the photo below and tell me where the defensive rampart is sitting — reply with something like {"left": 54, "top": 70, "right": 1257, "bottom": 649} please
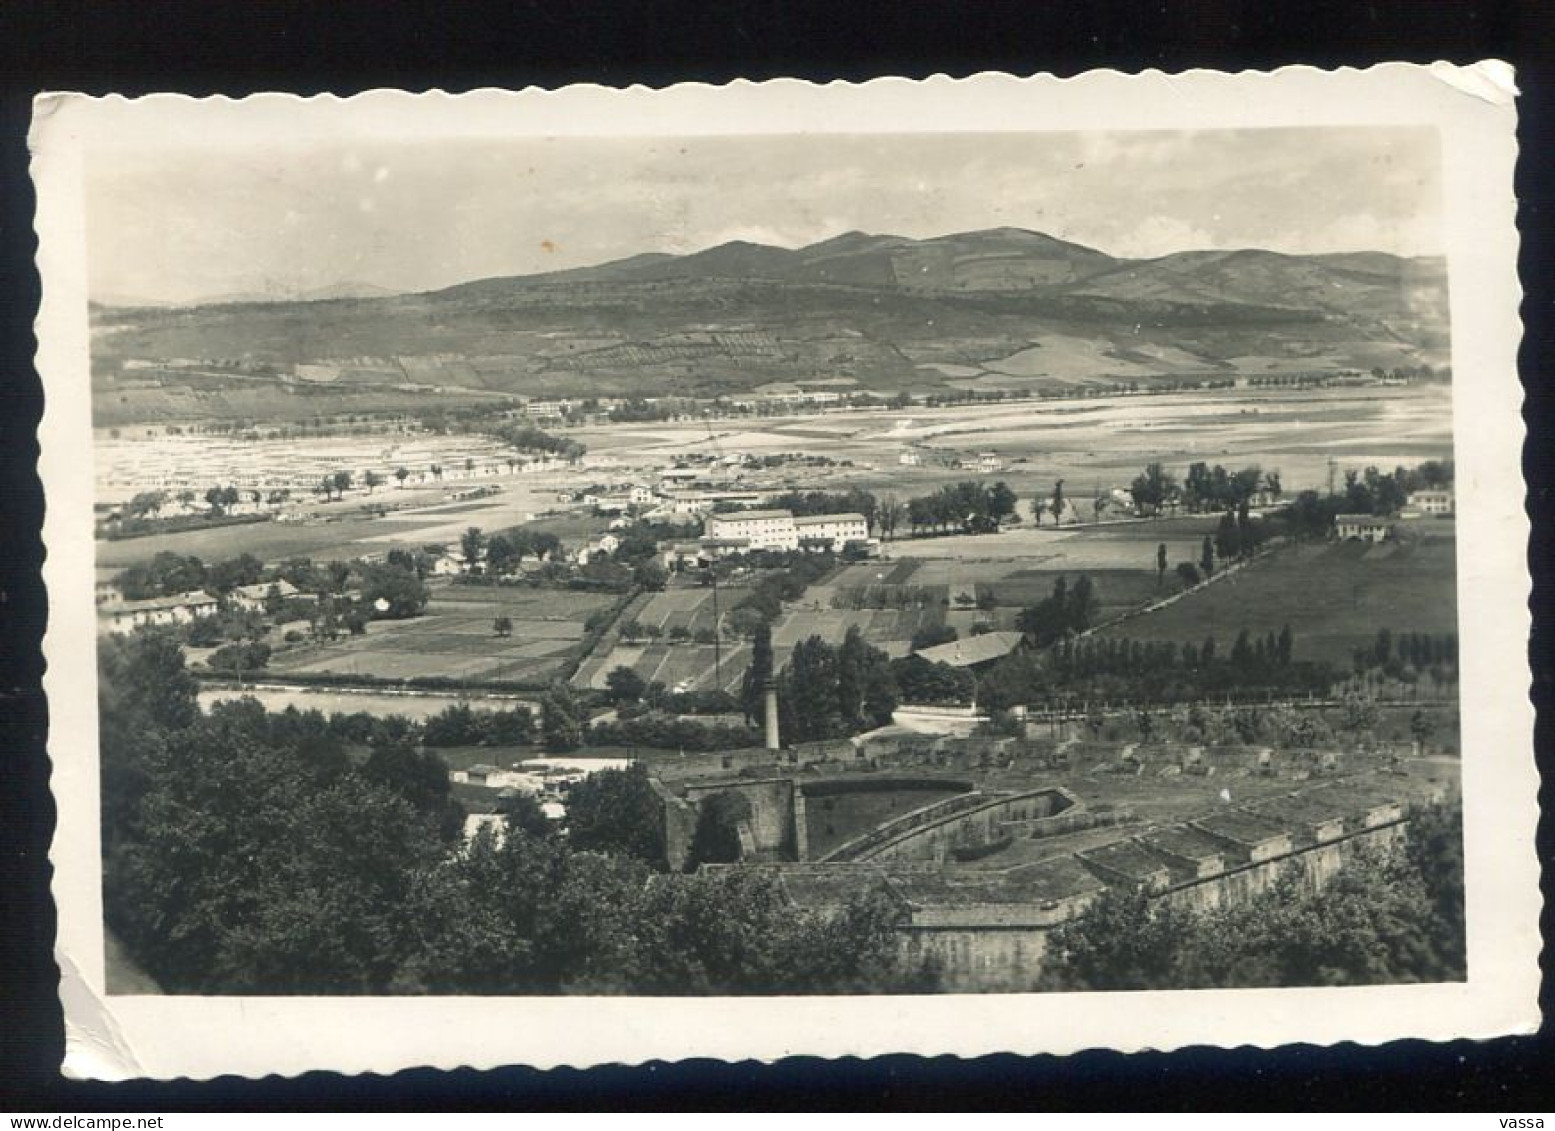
{"left": 835, "top": 787, "right": 1080, "bottom": 864}
{"left": 897, "top": 816, "right": 1408, "bottom": 991}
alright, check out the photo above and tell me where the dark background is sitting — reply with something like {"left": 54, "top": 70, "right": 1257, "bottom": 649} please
{"left": 0, "top": 0, "right": 1550, "bottom": 1111}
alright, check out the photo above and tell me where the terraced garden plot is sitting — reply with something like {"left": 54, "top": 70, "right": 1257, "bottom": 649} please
{"left": 632, "top": 644, "right": 674, "bottom": 683}
{"left": 772, "top": 608, "right": 880, "bottom": 647}
{"left": 651, "top": 646, "right": 732, "bottom": 690}
{"left": 581, "top": 636, "right": 760, "bottom": 694}
{"left": 631, "top": 587, "right": 744, "bottom": 633}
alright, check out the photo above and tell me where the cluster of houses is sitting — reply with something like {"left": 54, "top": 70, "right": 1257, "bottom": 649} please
{"left": 896, "top": 449, "right": 1005, "bottom": 473}
{"left": 453, "top": 756, "right": 635, "bottom": 842}
{"left": 1335, "top": 488, "right": 1455, "bottom": 544}
{"left": 95, "top": 571, "right": 311, "bottom": 634}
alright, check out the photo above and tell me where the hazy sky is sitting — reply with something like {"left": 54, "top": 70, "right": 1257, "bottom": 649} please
{"left": 87, "top": 127, "right": 1441, "bottom": 304}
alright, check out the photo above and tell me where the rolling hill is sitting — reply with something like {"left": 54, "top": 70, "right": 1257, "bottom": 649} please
{"left": 88, "top": 228, "right": 1450, "bottom": 424}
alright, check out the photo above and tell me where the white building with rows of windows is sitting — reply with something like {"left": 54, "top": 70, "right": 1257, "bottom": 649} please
{"left": 1408, "top": 489, "right": 1455, "bottom": 515}
{"left": 793, "top": 512, "right": 871, "bottom": 548}
{"left": 705, "top": 508, "right": 805, "bottom": 551}
{"left": 704, "top": 508, "right": 872, "bottom": 553}
{"left": 1334, "top": 514, "right": 1395, "bottom": 542}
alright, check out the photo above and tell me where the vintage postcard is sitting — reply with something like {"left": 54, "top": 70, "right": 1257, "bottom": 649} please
{"left": 32, "top": 65, "right": 1536, "bottom": 1080}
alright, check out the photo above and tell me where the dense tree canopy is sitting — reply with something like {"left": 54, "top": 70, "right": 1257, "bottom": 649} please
{"left": 777, "top": 629, "right": 899, "bottom": 742}
{"left": 904, "top": 480, "right": 1018, "bottom": 536}
{"left": 100, "top": 626, "right": 933, "bottom": 996}
{"left": 563, "top": 764, "right": 667, "bottom": 867}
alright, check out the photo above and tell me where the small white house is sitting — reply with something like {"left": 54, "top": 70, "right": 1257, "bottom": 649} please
{"left": 1408, "top": 489, "right": 1454, "bottom": 516}
{"left": 1334, "top": 514, "right": 1395, "bottom": 542}
{"left": 573, "top": 532, "right": 622, "bottom": 564}
{"left": 228, "top": 578, "right": 306, "bottom": 613}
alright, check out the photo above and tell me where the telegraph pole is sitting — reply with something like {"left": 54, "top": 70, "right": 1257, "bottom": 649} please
{"left": 709, "top": 563, "right": 722, "bottom": 691}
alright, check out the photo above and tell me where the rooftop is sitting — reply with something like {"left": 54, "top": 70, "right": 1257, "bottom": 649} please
{"left": 1138, "top": 824, "right": 1228, "bottom": 862}
{"left": 111, "top": 589, "right": 217, "bottom": 614}
{"left": 914, "top": 631, "right": 1025, "bottom": 669}
{"left": 709, "top": 509, "right": 794, "bottom": 523}
{"left": 231, "top": 579, "right": 299, "bottom": 599}
{"left": 793, "top": 512, "right": 867, "bottom": 525}
{"left": 1248, "top": 791, "right": 1351, "bottom": 829}
{"left": 1192, "top": 808, "right": 1292, "bottom": 847}
{"left": 1078, "top": 839, "right": 1171, "bottom": 881}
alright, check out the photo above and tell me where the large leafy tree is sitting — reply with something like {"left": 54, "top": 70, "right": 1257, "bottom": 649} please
{"left": 605, "top": 664, "right": 648, "bottom": 705}
{"left": 777, "top": 634, "right": 841, "bottom": 744}
{"left": 540, "top": 682, "right": 584, "bottom": 752}
{"left": 564, "top": 764, "right": 665, "bottom": 867}
{"left": 740, "top": 621, "right": 774, "bottom": 726}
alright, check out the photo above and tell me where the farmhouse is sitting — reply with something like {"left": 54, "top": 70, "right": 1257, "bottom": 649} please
{"left": 100, "top": 589, "right": 219, "bottom": 632}
{"left": 574, "top": 532, "right": 622, "bottom": 564}
{"left": 227, "top": 578, "right": 307, "bottom": 613}
{"left": 1334, "top": 514, "right": 1394, "bottom": 542}
{"left": 956, "top": 452, "right": 1004, "bottom": 473}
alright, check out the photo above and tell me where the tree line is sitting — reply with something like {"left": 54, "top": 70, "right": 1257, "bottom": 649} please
{"left": 903, "top": 481, "right": 1019, "bottom": 536}
{"left": 483, "top": 420, "right": 587, "bottom": 463}
{"left": 1351, "top": 629, "right": 1459, "bottom": 679}
{"left": 976, "top": 624, "right": 1335, "bottom": 712}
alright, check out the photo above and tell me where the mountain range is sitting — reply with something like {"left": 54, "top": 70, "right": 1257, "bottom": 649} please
{"left": 89, "top": 227, "right": 1449, "bottom": 423}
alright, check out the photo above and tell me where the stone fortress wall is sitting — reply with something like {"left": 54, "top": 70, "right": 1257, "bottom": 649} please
{"left": 660, "top": 758, "right": 1423, "bottom": 992}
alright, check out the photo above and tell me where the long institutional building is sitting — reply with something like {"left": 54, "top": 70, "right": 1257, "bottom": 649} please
{"left": 664, "top": 508, "right": 875, "bottom": 568}
{"left": 706, "top": 509, "right": 871, "bottom": 552}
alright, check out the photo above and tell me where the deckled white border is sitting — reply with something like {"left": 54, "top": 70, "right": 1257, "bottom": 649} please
{"left": 32, "top": 64, "right": 1535, "bottom": 1081}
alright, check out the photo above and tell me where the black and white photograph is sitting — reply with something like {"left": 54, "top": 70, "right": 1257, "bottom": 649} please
{"left": 31, "top": 69, "right": 1535, "bottom": 1077}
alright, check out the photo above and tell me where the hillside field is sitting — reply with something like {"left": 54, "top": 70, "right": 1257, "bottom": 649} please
{"left": 1091, "top": 521, "right": 1458, "bottom": 666}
